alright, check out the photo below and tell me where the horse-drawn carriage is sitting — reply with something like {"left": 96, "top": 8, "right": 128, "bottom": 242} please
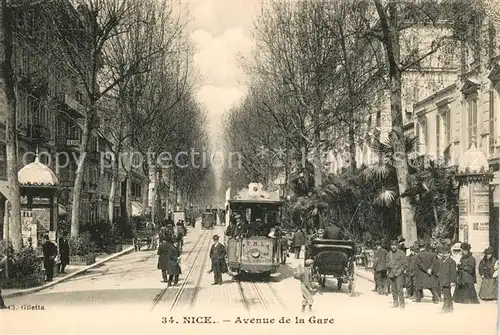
{"left": 202, "top": 212, "right": 215, "bottom": 229}
{"left": 309, "top": 239, "right": 356, "bottom": 296}
{"left": 133, "top": 221, "right": 158, "bottom": 251}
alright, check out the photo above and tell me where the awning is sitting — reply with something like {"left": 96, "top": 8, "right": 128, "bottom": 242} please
{"left": 131, "top": 201, "right": 144, "bottom": 217}
{"left": 58, "top": 204, "right": 68, "bottom": 215}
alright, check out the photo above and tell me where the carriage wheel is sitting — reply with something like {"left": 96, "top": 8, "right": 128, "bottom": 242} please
{"left": 337, "top": 279, "right": 342, "bottom": 291}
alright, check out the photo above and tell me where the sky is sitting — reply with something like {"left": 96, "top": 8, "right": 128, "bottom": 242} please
{"left": 186, "top": 0, "right": 261, "bottom": 147}
{"left": 185, "top": 0, "right": 262, "bottom": 191}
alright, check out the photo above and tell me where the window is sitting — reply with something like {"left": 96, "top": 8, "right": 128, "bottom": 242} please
{"left": 436, "top": 113, "right": 441, "bottom": 157}
{"left": 467, "top": 96, "right": 478, "bottom": 147}
{"left": 418, "top": 117, "right": 428, "bottom": 154}
{"left": 437, "top": 107, "right": 451, "bottom": 157}
{"left": 0, "top": 144, "right": 6, "bottom": 180}
{"left": 490, "top": 88, "right": 497, "bottom": 154}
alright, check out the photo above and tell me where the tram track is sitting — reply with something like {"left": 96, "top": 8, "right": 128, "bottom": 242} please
{"left": 237, "top": 279, "right": 287, "bottom": 313}
{"left": 151, "top": 229, "right": 211, "bottom": 311}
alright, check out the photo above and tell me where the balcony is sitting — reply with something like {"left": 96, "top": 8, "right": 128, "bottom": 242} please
{"left": 18, "top": 123, "right": 52, "bottom": 144}
{"left": 83, "top": 181, "right": 98, "bottom": 193}
{"left": 62, "top": 93, "right": 85, "bottom": 118}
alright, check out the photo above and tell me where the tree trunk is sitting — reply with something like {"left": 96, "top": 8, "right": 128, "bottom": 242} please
{"left": 108, "top": 154, "right": 119, "bottom": 223}
{"left": 382, "top": 2, "right": 418, "bottom": 246}
{"left": 126, "top": 174, "right": 132, "bottom": 221}
{"left": 348, "top": 125, "right": 357, "bottom": 172}
{"left": 156, "top": 168, "right": 163, "bottom": 219}
{"left": 1, "top": 0, "right": 21, "bottom": 252}
{"left": 70, "top": 112, "right": 92, "bottom": 238}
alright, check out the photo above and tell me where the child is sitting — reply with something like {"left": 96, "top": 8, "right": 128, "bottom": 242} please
{"left": 437, "top": 246, "right": 457, "bottom": 313}
{"left": 296, "top": 259, "right": 316, "bottom": 313}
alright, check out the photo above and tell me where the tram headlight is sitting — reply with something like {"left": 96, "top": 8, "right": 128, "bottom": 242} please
{"left": 250, "top": 250, "right": 260, "bottom": 258}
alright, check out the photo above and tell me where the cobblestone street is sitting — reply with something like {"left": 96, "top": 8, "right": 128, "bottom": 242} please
{"left": 1, "top": 226, "right": 497, "bottom": 334}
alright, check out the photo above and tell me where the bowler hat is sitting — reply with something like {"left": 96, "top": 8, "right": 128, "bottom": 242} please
{"left": 212, "top": 235, "right": 220, "bottom": 240}
{"left": 418, "top": 240, "right": 426, "bottom": 247}
{"left": 460, "top": 242, "right": 471, "bottom": 251}
{"left": 484, "top": 247, "right": 494, "bottom": 254}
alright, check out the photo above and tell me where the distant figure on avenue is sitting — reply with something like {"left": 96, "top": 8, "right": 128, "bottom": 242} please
{"left": 58, "top": 234, "right": 70, "bottom": 274}
{"left": 386, "top": 240, "right": 408, "bottom": 309}
{"left": 322, "top": 224, "right": 342, "bottom": 240}
{"left": 414, "top": 241, "right": 440, "bottom": 303}
{"left": 293, "top": 229, "right": 306, "bottom": 259}
{"left": 208, "top": 235, "right": 227, "bottom": 285}
{"left": 478, "top": 247, "right": 497, "bottom": 301}
{"left": 405, "top": 246, "right": 418, "bottom": 299}
{"left": 157, "top": 237, "right": 181, "bottom": 286}
{"left": 453, "top": 242, "right": 479, "bottom": 304}
{"left": 373, "top": 240, "right": 388, "bottom": 295}
{"left": 225, "top": 217, "right": 236, "bottom": 237}
{"left": 297, "top": 259, "right": 316, "bottom": 313}
{"left": 42, "top": 235, "right": 57, "bottom": 282}
{"left": 0, "top": 249, "right": 7, "bottom": 309}
{"left": 280, "top": 230, "right": 288, "bottom": 264}
{"left": 437, "top": 246, "right": 457, "bottom": 313}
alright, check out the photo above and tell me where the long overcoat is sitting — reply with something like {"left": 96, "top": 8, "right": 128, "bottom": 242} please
{"left": 373, "top": 248, "right": 388, "bottom": 272}
{"left": 437, "top": 256, "right": 457, "bottom": 287}
{"left": 457, "top": 252, "right": 477, "bottom": 284}
{"left": 415, "top": 249, "right": 439, "bottom": 289}
{"left": 293, "top": 231, "right": 306, "bottom": 248}
{"left": 58, "top": 238, "right": 70, "bottom": 264}
{"left": 210, "top": 243, "right": 228, "bottom": 273}
{"left": 157, "top": 241, "right": 181, "bottom": 275}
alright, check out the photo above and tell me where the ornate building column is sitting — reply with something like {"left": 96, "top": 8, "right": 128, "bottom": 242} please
{"left": 456, "top": 142, "right": 494, "bottom": 259}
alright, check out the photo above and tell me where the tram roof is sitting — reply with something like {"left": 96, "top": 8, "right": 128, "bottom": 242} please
{"left": 229, "top": 187, "right": 282, "bottom": 205}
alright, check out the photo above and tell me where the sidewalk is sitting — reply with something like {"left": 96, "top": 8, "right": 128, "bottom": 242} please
{"left": 2, "top": 244, "right": 134, "bottom": 298}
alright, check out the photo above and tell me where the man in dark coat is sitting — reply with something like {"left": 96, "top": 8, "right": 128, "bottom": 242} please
{"left": 322, "top": 224, "right": 342, "bottom": 240}
{"left": 209, "top": 235, "right": 227, "bottom": 285}
{"left": 58, "top": 234, "right": 70, "bottom": 274}
{"left": 42, "top": 235, "right": 57, "bottom": 282}
{"left": 293, "top": 229, "right": 306, "bottom": 259}
{"left": 437, "top": 246, "right": 457, "bottom": 313}
{"left": 415, "top": 241, "right": 440, "bottom": 303}
{"left": 405, "top": 246, "right": 418, "bottom": 299}
{"left": 387, "top": 240, "right": 408, "bottom": 309}
{"left": 157, "top": 237, "right": 181, "bottom": 286}
{"left": 373, "top": 240, "right": 388, "bottom": 295}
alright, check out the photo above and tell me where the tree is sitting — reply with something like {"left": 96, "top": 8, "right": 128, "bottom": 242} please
{"left": 101, "top": 0, "right": 189, "bottom": 223}
{"left": 42, "top": 0, "right": 168, "bottom": 237}
{"left": 1, "top": 0, "right": 21, "bottom": 252}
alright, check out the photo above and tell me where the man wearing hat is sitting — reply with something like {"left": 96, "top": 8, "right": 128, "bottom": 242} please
{"left": 386, "top": 240, "right": 408, "bottom": 309}
{"left": 414, "top": 241, "right": 440, "bottom": 303}
{"left": 373, "top": 240, "right": 388, "bottom": 295}
{"left": 405, "top": 246, "right": 418, "bottom": 299}
{"left": 208, "top": 235, "right": 227, "bottom": 285}
{"left": 437, "top": 246, "right": 457, "bottom": 313}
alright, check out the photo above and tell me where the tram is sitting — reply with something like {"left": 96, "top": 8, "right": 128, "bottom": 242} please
{"left": 225, "top": 183, "right": 284, "bottom": 277}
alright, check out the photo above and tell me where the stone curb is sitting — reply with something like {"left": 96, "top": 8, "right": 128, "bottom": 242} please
{"left": 3, "top": 246, "right": 135, "bottom": 298}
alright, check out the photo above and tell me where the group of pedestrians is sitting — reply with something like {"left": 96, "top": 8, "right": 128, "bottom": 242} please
{"left": 373, "top": 239, "right": 498, "bottom": 312}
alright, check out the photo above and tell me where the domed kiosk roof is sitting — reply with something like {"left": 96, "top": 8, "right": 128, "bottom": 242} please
{"left": 18, "top": 154, "right": 59, "bottom": 187}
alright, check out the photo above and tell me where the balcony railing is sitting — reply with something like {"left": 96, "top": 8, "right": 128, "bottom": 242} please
{"left": 63, "top": 93, "right": 85, "bottom": 118}
{"left": 18, "top": 123, "right": 51, "bottom": 144}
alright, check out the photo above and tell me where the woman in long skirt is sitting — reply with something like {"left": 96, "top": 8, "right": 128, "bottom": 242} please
{"left": 453, "top": 243, "right": 480, "bottom": 304}
{"left": 478, "top": 247, "right": 497, "bottom": 301}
